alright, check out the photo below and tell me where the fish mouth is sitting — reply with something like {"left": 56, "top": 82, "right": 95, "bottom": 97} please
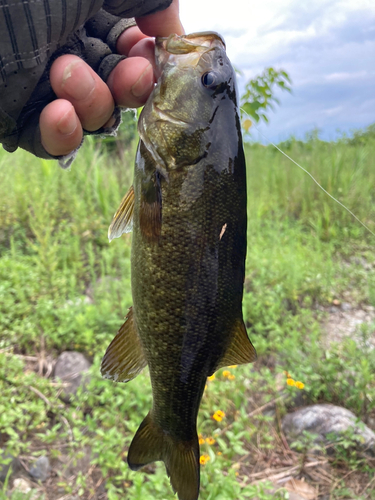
{"left": 156, "top": 32, "right": 226, "bottom": 55}
{"left": 155, "top": 32, "right": 226, "bottom": 74}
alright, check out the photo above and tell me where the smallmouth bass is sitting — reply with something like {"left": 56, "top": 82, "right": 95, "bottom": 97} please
{"left": 101, "top": 31, "right": 256, "bottom": 500}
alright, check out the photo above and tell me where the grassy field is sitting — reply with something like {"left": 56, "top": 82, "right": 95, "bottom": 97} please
{"left": 0, "top": 123, "right": 374, "bottom": 499}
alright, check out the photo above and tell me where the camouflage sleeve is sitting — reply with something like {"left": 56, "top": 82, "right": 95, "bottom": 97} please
{"left": 0, "top": 0, "right": 172, "bottom": 166}
{"left": 103, "top": 0, "right": 173, "bottom": 17}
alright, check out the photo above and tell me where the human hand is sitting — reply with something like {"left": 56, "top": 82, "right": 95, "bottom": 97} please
{"left": 40, "top": 0, "right": 183, "bottom": 157}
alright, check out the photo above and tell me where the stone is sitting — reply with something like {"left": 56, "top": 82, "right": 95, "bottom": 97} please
{"left": 282, "top": 404, "right": 375, "bottom": 456}
{"left": 341, "top": 302, "right": 352, "bottom": 312}
{"left": 54, "top": 352, "right": 91, "bottom": 402}
{"left": 0, "top": 451, "right": 20, "bottom": 482}
{"left": 13, "top": 477, "right": 31, "bottom": 493}
{"left": 29, "top": 456, "right": 50, "bottom": 482}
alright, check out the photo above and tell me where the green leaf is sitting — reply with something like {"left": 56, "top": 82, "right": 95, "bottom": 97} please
{"left": 240, "top": 67, "right": 292, "bottom": 130}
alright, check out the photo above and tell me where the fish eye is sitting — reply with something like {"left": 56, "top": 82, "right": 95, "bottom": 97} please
{"left": 201, "top": 72, "right": 217, "bottom": 88}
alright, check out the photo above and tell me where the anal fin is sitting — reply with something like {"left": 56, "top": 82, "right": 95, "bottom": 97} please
{"left": 128, "top": 412, "right": 200, "bottom": 500}
{"left": 213, "top": 319, "right": 256, "bottom": 373}
{"left": 100, "top": 307, "right": 147, "bottom": 382}
{"left": 108, "top": 185, "right": 134, "bottom": 242}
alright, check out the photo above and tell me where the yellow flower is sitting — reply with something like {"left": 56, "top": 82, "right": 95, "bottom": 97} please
{"left": 242, "top": 119, "right": 252, "bottom": 132}
{"left": 199, "top": 454, "right": 210, "bottom": 465}
{"left": 199, "top": 437, "right": 205, "bottom": 445}
{"left": 205, "top": 437, "right": 216, "bottom": 445}
{"left": 295, "top": 381, "right": 305, "bottom": 390}
{"left": 229, "top": 365, "right": 238, "bottom": 369}
{"left": 217, "top": 451, "right": 222, "bottom": 456}
{"left": 213, "top": 410, "right": 225, "bottom": 422}
{"left": 208, "top": 374, "right": 215, "bottom": 381}
{"left": 286, "top": 378, "right": 296, "bottom": 386}
{"left": 222, "top": 370, "right": 231, "bottom": 378}
{"left": 228, "top": 374, "right": 236, "bottom": 381}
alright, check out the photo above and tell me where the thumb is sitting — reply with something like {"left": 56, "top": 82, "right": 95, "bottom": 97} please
{"left": 136, "top": 0, "right": 184, "bottom": 37}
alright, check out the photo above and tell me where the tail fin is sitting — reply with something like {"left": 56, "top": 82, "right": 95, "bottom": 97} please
{"left": 127, "top": 413, "right": 200, "bottom": 500}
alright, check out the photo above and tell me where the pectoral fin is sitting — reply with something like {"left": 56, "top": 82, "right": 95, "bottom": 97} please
{"left": 213, "top": 319, "right": 256, "bottom": 373}
{"left": 108, "top": 185, "right": 134, "bottom": 242}
{"left": 140, "top": 171, "right": 162, "bottom": 242}
{"left": 100, "top": 307, "right": 147, "bottom": 382}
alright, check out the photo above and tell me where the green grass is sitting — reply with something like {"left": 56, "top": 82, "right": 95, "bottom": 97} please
{"left": 0, "top": 124, "right": 375, "bottom": 499}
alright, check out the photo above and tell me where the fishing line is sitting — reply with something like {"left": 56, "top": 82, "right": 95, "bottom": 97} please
{"left": 240, "top": 108, "right": 375, "bottom": 239}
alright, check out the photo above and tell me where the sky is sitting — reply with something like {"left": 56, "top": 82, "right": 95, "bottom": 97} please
{"left": 179, "top": 0, "right": 375, "bottom": 143}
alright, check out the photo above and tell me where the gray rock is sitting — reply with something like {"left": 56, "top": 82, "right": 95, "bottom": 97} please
{"left": 54, "top": 351, "right": 91, "bottom": 402}
{"left": 0, "top": 452, "right": 20, "bottom": 482}
{"left": 29, "top": 456, "right": 50, "bottom": 482}
{"left": 341, "top": 302, "right": 352, "bottom": 312}
{"left": 282, "top": 404, "right": 375, "bottom": 456}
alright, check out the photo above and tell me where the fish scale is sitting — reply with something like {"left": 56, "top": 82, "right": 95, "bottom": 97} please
{"left": 101, "top": 31, "right": 256, "bottom": 500}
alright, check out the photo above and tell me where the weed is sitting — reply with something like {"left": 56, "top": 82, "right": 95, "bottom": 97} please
{"left": 0, "top": 126, "right": 374, "bottom": 497}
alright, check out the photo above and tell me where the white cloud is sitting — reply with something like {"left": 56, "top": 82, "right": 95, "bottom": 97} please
{"left": 321, "top": 105, "right": 344, "bottom": 117}
{"left": 325, "top": 71, "right": 369, "bottom": 82}
{"left": 179, "top": 0, "right": 375, "bottom": 140}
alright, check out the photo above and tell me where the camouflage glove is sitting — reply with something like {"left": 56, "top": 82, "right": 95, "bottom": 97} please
{"left": 0, "top": 0, "right": 172, "bottom": 165}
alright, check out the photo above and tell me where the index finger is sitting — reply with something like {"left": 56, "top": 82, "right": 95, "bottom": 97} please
{"left": 135, "top": 0, "right": 184, "bottom": 37}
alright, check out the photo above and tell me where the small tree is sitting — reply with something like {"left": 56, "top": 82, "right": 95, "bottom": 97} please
{"left": 241, "top": 67, "right": 292, "bottom": 131}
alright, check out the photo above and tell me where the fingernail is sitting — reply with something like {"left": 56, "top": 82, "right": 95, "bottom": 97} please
{"left": 131, "top": 63, "right": 154, "bottom": 98}
{"left": 57, "top": 105, "right": 78, "bottom": 135}
{"left": 103, "top": 115, "right": 117, "bottom": 129}
{"left": 62, "top": 61, "right": 95, "bottom": 100}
